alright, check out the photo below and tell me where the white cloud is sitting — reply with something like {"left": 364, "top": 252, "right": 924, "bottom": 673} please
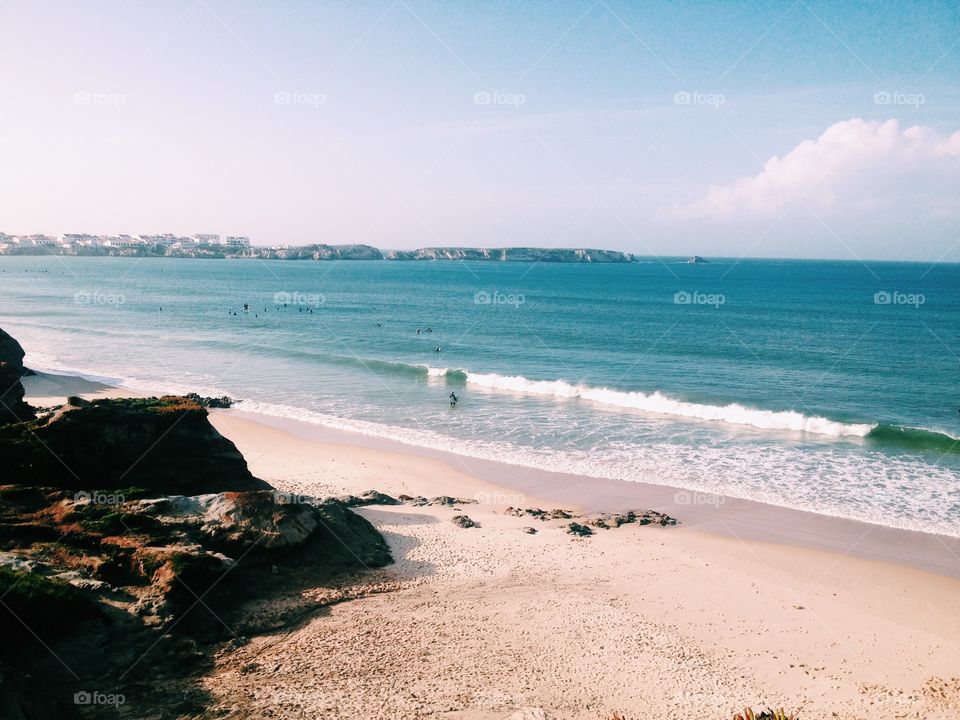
{"left": 664, "top": 118, "right": 960, "bottom": 221}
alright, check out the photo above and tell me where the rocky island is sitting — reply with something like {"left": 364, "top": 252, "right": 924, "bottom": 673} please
{"left": 0, "top": 236, "right": 635, "bottom": 263}
{"left": 385, "top": 247, "right": 634, "bottom": 262}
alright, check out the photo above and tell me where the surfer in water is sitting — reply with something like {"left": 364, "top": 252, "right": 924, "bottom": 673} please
{"left": 449, "top": 392, "right": 458, "bottom": 407}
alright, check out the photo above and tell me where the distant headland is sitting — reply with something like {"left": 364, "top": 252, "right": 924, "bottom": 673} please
{"left": 0, "top": 233, "right": 635, "bottom": 263}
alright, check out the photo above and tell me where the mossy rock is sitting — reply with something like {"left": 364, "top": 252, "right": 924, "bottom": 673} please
{"left": 0, "top": 568, "right": 100, "bottom": 653}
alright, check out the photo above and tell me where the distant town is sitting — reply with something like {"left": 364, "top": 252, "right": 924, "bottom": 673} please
{"left": 0, "top": 234, "right": 637, "bottom": 263}
{"left": 0, "top": 232, "right": 253, "bottom": 258}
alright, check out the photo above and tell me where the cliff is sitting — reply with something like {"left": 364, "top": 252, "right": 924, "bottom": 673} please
{"left": 385, "top": 247, "right": 634, "bottom": 262}
{"left": 3, "top": 242, "right": 634, "bottom": 262}
{"left": 252, "top": 243, "right": 383, "bottom": 260}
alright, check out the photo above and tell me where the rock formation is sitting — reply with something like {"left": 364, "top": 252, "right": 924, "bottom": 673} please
{"left": 5, "top": 241, "right": 636, "bottom": 263}
{"left": 451, "top": 514, "right": 479, "bottom": 528}
{"left": 505, "top": 506, "right": 677, "bottom": 530}
{"left": 0, "top": 396, "right": 270, "bottom": 493}
{"left": 0, "top": 327, "right": 35, "bottom": 424}
{"left": 385, "top": 247, "right": 634, "bottom": 262}
{"left": 0, "top": 325, "right": 392, "bottom": 716}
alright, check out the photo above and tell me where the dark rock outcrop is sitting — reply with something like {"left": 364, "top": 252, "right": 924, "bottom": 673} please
{"left": 0, "top": 396, "right": 269, "bottom": 494}
{"left": 504, "top": 507, "right": 574, "bottom": 521}
{"left": 184, "top": 393, "right": 234, "bottom": 409}
{"left": 0, "top": 325, "right": 393, "bottom": 718}
{"left": 312, "top": 498, "right": 394, "bottom": 567}
{"left": 337, "top": 489, "right": 401, "bottom": 507}
{"left": 0, "top": 485, "right": 392, "bottom": 622}
{"left": 587, "top": 509, "right": 677, "bottom": 528}
{"left": 0, "top": 328, "right": 35, "bottom": 424}
{"left": 0, "top": 660, "right": 82, "bottom": 720}
{"left": 451, "top": 514, "right": 478, "bottom": 529}
{"left": 408, "top": 495, "right": 478, "bottom": 507}
{"left": 505, "top": 506, "right": 677, "bottom": 530}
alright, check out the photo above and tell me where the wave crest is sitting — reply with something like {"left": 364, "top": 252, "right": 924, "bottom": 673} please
{"left": 460, "top": 371, "right": 875, "bottom": 437}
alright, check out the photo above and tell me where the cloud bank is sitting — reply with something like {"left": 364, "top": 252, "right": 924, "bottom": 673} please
{"left": 665, "top": 118, "right": 960, "bottom": 221}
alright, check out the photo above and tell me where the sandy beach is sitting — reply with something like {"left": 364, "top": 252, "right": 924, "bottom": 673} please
{"left": 7, "top": 4, "right": 960, "bottom": 716}
{"left": 20, "top": 372, "right": 960, "bottom": 719}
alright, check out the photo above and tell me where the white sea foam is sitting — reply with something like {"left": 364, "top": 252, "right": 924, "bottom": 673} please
{"left": 231, "top": 398, "right": 960, "bottom": 538}
{"left": 13, "top": 333, "right": 955, "bottom": 537}
{"left": 425, "top": 369, "right": 876, "bottom": 438}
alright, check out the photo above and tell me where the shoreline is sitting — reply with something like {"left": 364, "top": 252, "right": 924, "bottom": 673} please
{"left": 22, "top": 369, "right": 960, "bottom": 579}
{"left": 20, "top": 369, "right": 960, "bottom": 717}
{"left": 220, "top": 409, "right": 960, "bottom": 579}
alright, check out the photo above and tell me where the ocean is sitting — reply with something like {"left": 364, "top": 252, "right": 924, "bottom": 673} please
{"left": 1, "top": 255, "right": 958, "bottom": 536}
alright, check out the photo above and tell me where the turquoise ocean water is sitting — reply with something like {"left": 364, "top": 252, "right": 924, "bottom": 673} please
{"left": 1, "top": 256, "right": 958, "bottom": 536}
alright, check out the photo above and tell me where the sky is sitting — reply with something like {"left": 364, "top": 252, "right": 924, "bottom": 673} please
{"left": 0, "top": 0, "right": 958, "bottom": 261}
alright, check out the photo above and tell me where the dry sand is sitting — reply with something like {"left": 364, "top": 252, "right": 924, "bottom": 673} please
{"left": 199, "top": 412, "right": 960, "bottom": 719}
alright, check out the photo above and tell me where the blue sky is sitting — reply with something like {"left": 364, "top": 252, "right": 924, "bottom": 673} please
{"left": 1, "top": 0, "right": 958, "bottom": 260}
